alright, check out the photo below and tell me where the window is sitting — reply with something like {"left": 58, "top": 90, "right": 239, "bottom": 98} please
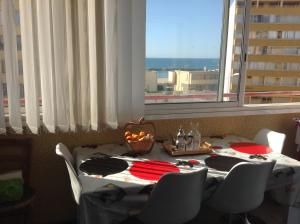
{"left": 281, "top": 77, "right": 297, "bottom": 87}
{"left": 145, "top": 0, "right": 244, "bottom": 104}
{"left": 1, "top": 0, "right": 299, "bottom": 126}
{"left": 264, "top": 77, "right": 280, "bottom": 86}
{"left": 262, "top": 46, "right": 268, "bottom": 55}
{"left": 0, "top": 0, "right": 24, "bottom": 115}
{"left": 219, "top": 1, "right": 300, "bottom": 105}
{"left": 277, "top": 31, "right": 282, "bottom": 39}
{"left": 143, "top": 0, "right": 300, "bottom": 119}
{"left": 258, "top": 1, "right": 281, "bottom": 7}
{"left": 249, "top": 46, "right": 300, "bottom": 56}
{"left": 251, "top": 15, "right": 300, "bottom": 24}
{"left": 249, "top": 31, "right": 300, "bottom": 40}
{"left": 283, "top": 2, "right": 300, "bottom": 7}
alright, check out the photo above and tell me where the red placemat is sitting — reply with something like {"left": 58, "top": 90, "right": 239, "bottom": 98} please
{"left": 129, "top": 160, "right": 179, "bottom": 181}
{"left": 230, "top": 142, "right": 272, "bottom": 154}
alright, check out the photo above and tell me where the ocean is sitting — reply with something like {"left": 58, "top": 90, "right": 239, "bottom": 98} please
{"left": 146, "top": 58, "right": 219, "bottom": 78}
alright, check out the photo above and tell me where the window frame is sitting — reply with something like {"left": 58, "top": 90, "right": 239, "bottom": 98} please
{"left": 142, "top": 0, "right": 300, "bottom": 119}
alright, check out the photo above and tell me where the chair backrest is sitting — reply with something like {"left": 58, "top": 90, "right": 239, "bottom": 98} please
{"left": 138, "top": 168, "right": 208, "bottom": 224}
{"left": 0, "top": 138, "right": 32, "bottom": 185}
{"left": 254, "top": 128, "right": 286, "bottom": 153}
{"left": 55, "top": 143, "right": 81, "bottom": 204}
{"left": 55, "top": 143, "right": 74, "bottom": 166}
{"left": 207, "top": 161, "right": 275, "bottom": 214}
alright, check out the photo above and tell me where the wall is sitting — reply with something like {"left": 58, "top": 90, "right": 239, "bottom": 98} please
{"left": 1, "top": 113, "right": 299, "bottom": 223}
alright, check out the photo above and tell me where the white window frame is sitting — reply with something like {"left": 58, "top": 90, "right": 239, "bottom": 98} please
{"left": 141, "top": 0, "right": 300, "bottom": 120}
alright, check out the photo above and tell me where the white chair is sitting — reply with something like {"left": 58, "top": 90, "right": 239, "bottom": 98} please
{"left": 55, "top": 143, "right": 81, "bottom": 204}
{"left": 254, "top": 128, "right": 286, "bottom": 153}
{"left": 123, "top": 168, "right": 208, "bottom": 224}
{"left": 206, "top": 161, "right": 275, "bottom": 224}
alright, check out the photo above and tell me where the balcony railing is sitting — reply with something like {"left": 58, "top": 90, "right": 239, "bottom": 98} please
{"left": 145, "top": 90, "right": 300, "bottom": 103}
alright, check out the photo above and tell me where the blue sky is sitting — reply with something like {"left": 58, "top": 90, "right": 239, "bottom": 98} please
{"left": 146, "top": 0, "right": 223, "bottom": 59}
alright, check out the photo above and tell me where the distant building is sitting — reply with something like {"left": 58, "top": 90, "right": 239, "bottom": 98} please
{"left": 173, "top": 70, "right": 219, "bottom": 93}
{"left": 231, "top": 0, "right": 300, "bottom": 103}
{"left": 168, "top": 71, "right": 177, "bottom": 84}
{"left": 145, "top": 70, "right": 158, "bottom": 92}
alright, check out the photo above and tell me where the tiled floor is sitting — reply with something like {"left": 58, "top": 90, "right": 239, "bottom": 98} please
{"left": 250, "top": 196, "right": 287, "bottom": 224}
{"left": 36, "top": 195, "right": 295, "bottom": 224}
{"left": 50, "top": 197, "right": 289, "bottom": 224}
{"left": 192, "top": 195, "right": 287, "bottom": 224}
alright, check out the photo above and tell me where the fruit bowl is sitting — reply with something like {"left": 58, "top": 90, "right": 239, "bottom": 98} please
{"left": 124, "top": 117, "right": 155, "bottom": 155}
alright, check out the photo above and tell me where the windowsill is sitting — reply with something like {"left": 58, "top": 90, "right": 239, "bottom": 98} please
{"left": 145, "top": 102, "right": 300, "bottom": 120}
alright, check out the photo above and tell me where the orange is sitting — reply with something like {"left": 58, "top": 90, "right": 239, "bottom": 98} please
{"left": 131, "top": 137, "right": 138, "bottom": 141}
{"left": 139, "top": 136, "right": 145, "bottom": 141}
{"left": 124, "top": 131, "right": 131, "bottom": 137}
{"left": 139, "top": 131, "right": 145, "bottom": 137}
{"left": 132, "top": 134, "right": 139, "bottom": 139}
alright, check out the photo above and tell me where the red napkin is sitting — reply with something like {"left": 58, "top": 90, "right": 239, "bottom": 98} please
{"left": 230, "top": 142, "right": 272, "bottom": 154}
{"left": 129, "top": 160, "right": 179, "bottom": 181}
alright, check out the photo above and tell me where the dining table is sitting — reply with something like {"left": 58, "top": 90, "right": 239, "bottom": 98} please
{"left": 73, "top": 135, "right": 300, "bottom": 224}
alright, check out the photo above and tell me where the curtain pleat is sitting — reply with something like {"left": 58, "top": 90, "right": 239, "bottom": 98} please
{"left": 19, "top": 0, "right": 40, "bottom": 134}
{"left": 36, "top": 0, "right": 57, "bottom": 132}
{"left": 87, "top": 0, "right": 105, "bottom": 131}
{"left": 117, "top": 0, "right": 133, "bottom": 124}
{"left": 106, "top": 0, "right": 145, "bottom": 127}
{"left": 51, "top": 0, "right": 70, "bottom": 132}
{"left": 104, "top": 0, "right": 118, "bottom": 129}
{"left": 0, "top": 63, "right": 6, "bottom": 134}
{"left": 65, "top": 0, "right": 77, "bottom": 132}
{"left": 76, "top": 0, "right": 90, "bottom": 131}
{"left": 131, "top": 0, "right": 145, "bottom": 119}
{"left": 87, "top": 0, "right": 98, "bottom": 131}
{"left": 1, "top": 0, "right": 22, "bottom": 133}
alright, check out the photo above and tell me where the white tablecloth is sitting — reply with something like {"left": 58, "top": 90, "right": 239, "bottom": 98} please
{"left": 73, "top": 135, "right": 300, "bottom": 224}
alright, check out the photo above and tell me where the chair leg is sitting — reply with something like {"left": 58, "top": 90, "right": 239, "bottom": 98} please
{"left": 227, "top": 213, "right": 251, "bottom": 224}
{"left": 221, "top": 213, "right": 247, "bottom": 224}
{"left": 245, "top": 214, "right": 251, "bottom": 224}
{"left": 245, "top": 213, "right": 266, "bottom": 224}
{"left": 228, "top": 214, "right": 234, "bottom": 224}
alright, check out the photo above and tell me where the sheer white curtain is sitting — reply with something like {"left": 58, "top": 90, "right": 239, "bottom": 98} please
{"left": 19, "top": 0, "right": 40, "bottom": 134}
{"left": 104, "top": 0, "right": 145, "bottom": 128}
{"left": 1, "top": 0, "right": 22, "bottom": 133}
{"left": 0, "top": 0, "right": 145, "bottom": 134}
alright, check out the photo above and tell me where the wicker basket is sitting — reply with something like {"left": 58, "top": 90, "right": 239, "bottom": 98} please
{"left": 124, "top": 117, "right": 155, "bottom": 155}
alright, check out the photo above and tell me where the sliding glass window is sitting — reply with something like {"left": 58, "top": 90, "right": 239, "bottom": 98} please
{"left": 144, "top": 0, "right": 249, "bottom": 105}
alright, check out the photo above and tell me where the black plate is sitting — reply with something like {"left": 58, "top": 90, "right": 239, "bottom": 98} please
{"left": 79, "top": 157, "right": 129, "bottom": 176}
{"left": 205, "top": 156, "right": 248, "bottom": 172}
